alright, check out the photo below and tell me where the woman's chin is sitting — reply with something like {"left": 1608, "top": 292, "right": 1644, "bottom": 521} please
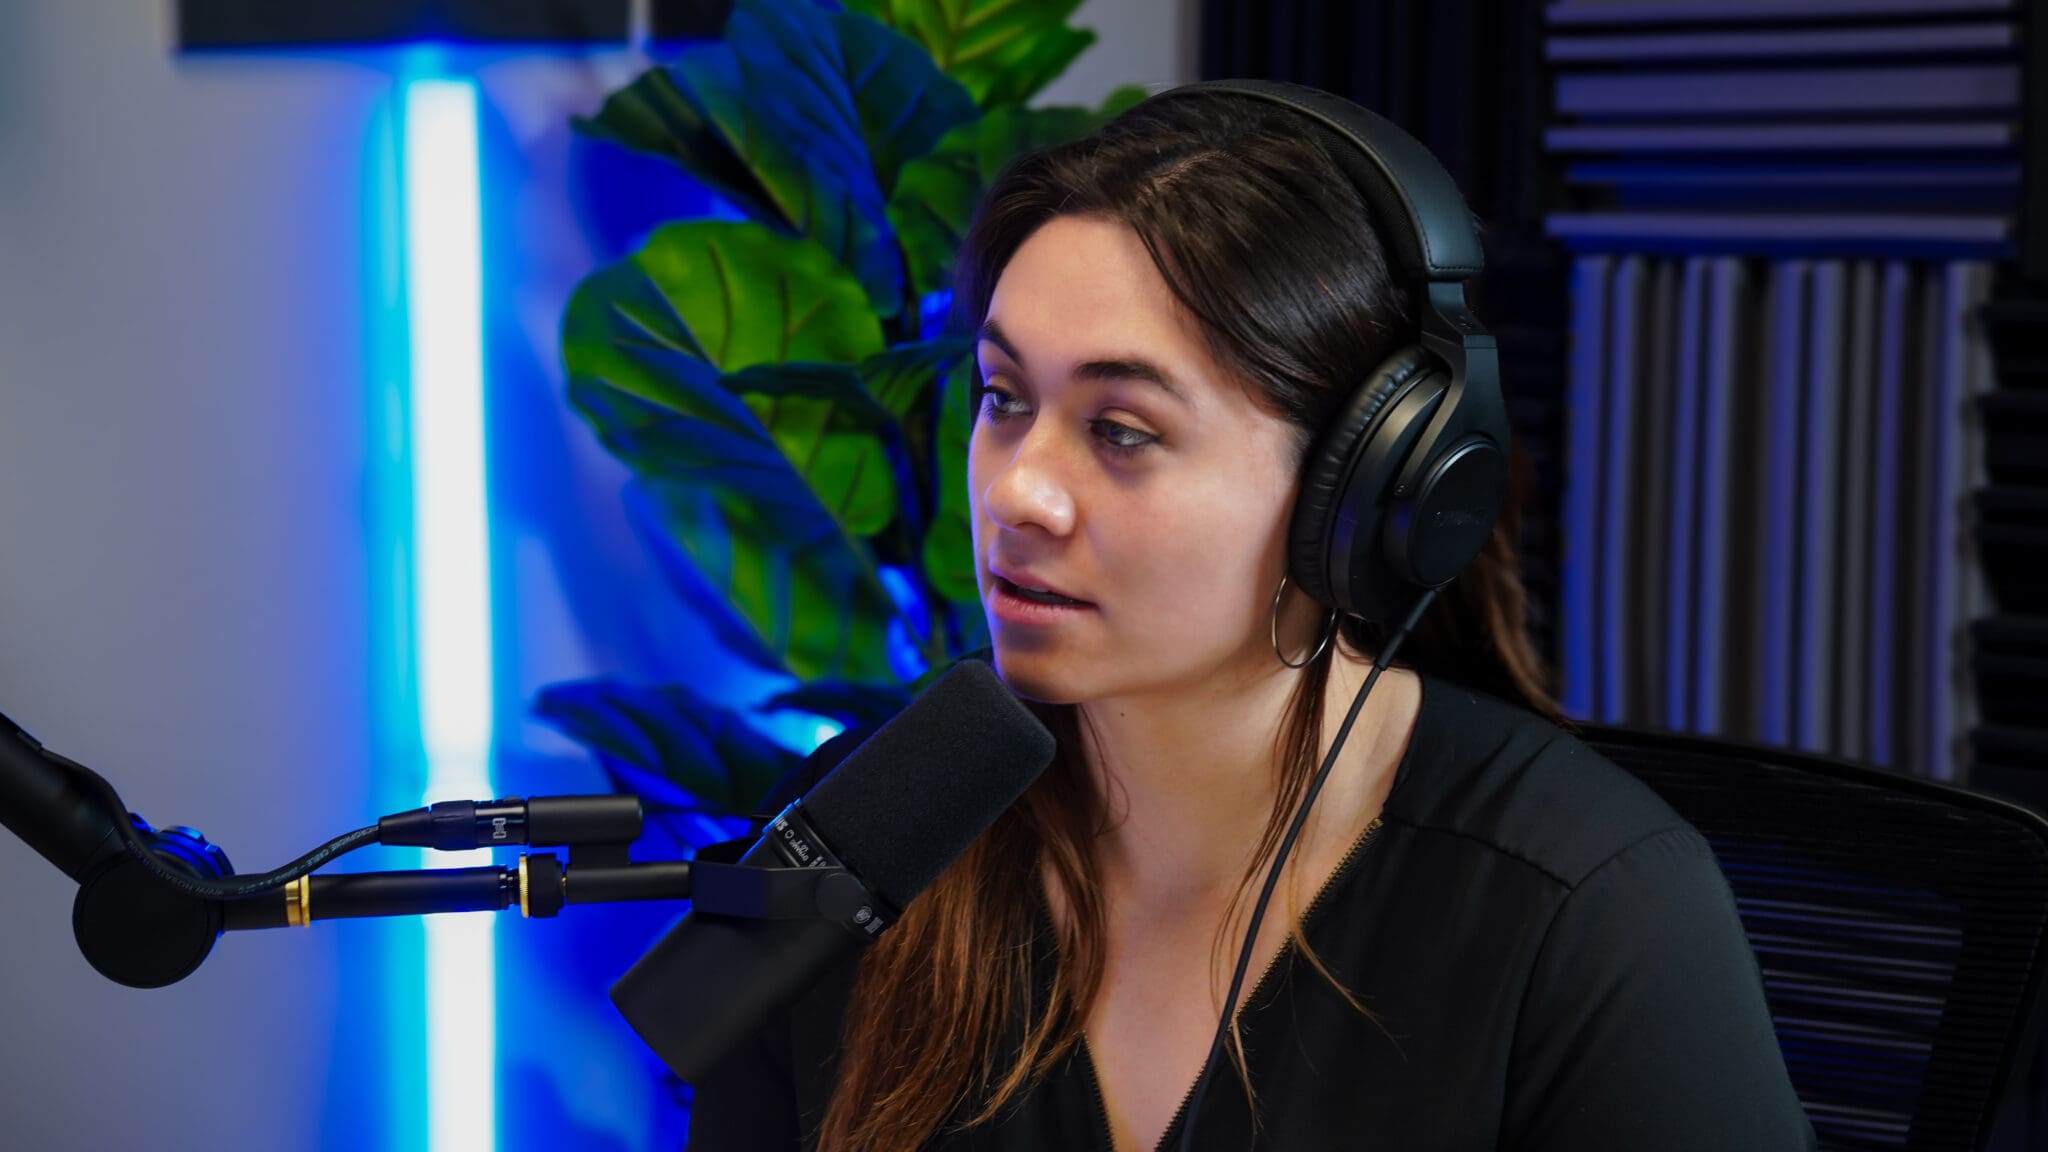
{"left": 987, "top": 647, "right": 1089, "bottom": 705}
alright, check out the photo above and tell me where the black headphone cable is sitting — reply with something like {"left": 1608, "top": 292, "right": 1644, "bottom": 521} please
{"left": 1175, "top": 585, "right": 1438, "bottom": 1152}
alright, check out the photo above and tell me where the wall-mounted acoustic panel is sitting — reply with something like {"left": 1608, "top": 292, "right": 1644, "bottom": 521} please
{"left": 1562, "top": 256, "right": 1611, "bottom": 721}
{"left": 1559, "top": 253, "right": 1992, "bottom": 774}
{"left": 1545, "top": 0, "right": 2015, "bottom": 779}
{"left": 1543, "top": 0, "right": 2022, "bottom": 261}
{"left": 1796, "top": 263, "right": 1847, "bottom": 756}
{"left": 1600, "top": 257, "right": 1646, "bottom": 724}
{"left": 1835, "top": 263, "right": 1879, "bottom": 762}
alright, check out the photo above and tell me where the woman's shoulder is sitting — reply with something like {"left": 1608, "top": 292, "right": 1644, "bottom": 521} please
{"left": 1383, "top": 673, "right": 1705, "bottom": 893}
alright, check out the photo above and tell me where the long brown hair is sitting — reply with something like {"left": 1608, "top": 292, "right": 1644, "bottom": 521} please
{"left": 817, "top": 90, "right": 1564, "bottom": 1151}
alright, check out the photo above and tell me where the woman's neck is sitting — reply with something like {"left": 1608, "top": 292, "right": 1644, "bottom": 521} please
{"left": 1074, "top": 648, "right": 1417, "bottom": 911}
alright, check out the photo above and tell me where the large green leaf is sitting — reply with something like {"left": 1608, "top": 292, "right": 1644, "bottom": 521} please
{"left": 569, "top": 376, "right": 917, "bottom": 682}
{"left": 622, "top": 472, "right": 792, "bottom": 680}
{"left": 564, "top": 221, "right": 900, "bottom": 533}
{"left": 725, "top": 364, "right": 899, "bottom": 536}
{"left": 722, "top": 0, "right": 976, "bottom": 193}
{"left": 859, "top": 338, "right": 970, "bottom": 422}
{"left": 972, "top": 25, "right": 1094, "bottom": 111}
{"left": 725, "top": 361, "right": 891, "bottom": 429}
{"left": 860, "top": 338, "right": 969, "bottom": 527}
{"left": 531, "top": 677, "right": 800, "bottom": 816}
{"left": 571, "top": 67, "right": 789, "bottom": 231}
{"left": 563, "top": 220, "right": 881, "bottom": 382}
{"left": 573, "top": 356, "right": 898, "bottom": 541}
{"left": 818, "top": 7, "right": 982, "bottom": 193}
{"left": 570, "top": 378, "right": 822, "bottom": 529}
{"left": 886, "top": 89, "right": 1147, "bottom": 301}
{"left": 645, "top": 473, "right": 912, "bottom": 684}
{"left": 560, "top": 259, "right": 753, "bottom": 431}
{"left": 668, "top": 47, "right": 889, "bottom": 317}
{"left": 843, "top": 0, "right": 1097, "bottom": 111}
{"left": 922, "top": 359, "right": 981, "bottom": 604}
{"left": 644, "top": 219, "right": 883, "bottom": 369}
{"left": 659, "top": 0, "right": 976, "bottom": 319}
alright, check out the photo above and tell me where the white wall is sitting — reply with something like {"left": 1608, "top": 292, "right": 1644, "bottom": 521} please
{"left": 0, "top": 0, "right": 1191, "bottom": 1148}
{"left": 1037, "top": 0, "right": 1200, "bottom": 108}
{"left": 0, "top": 3, "right": 386, "bottom": 1148}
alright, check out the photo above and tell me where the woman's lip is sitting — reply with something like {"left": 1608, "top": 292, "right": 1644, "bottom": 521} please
{"left": 988, "top": 577, "right": 1095, "bottom": 625}
{"left": 989, "top": 571, "right": 1090, "bottom": 604}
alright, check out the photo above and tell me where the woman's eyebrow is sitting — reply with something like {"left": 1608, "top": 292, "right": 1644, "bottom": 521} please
{"left": 1071, "top": 358, "right": 1190, "bottom": 406}
{"left": 976, "top": 319, "right": 1027, "bottom": 366}
{"left": 976, "top": 319, "right": 1191, "bottom": 407}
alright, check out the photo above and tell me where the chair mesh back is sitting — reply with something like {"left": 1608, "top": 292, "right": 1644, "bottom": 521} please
{"left": 1583, "top": 727, "right": 2048, "bottom": 1152}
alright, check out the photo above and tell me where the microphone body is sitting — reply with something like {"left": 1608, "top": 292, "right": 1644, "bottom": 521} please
{"left": 611, "top": 659, "right": 1054, "bottom": 1083}
{"left": 612, "top": 803, "right": 872, "bottom": 1083}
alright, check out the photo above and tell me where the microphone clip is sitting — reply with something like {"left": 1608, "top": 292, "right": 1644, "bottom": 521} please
{"left": 687, "top": 859, "right": 892, "bottom": 939}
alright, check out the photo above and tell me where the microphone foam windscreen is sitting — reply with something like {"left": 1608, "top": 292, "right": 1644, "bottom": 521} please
{"left": 801, "top": 659, "right": 1055, "bottom": 911}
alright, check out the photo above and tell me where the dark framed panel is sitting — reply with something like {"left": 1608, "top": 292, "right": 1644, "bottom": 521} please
{"left": 650, "top": 0, "right": 734, "bottom": 43}
{"left": 176, "top": 0, "right": 629, "bottom": 49}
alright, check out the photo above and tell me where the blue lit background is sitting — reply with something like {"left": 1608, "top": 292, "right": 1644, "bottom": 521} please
{"left": 410, "top": 40, "right": 855, "bottom": 1152}
{"left": 364, "top": 38, "right": 792, "bottom": 1152}
{"left": 282, "top": 29, "right": 924, "bottom": 1152}
{"left": 399, "top": 48, "right": 731, "bottom": 1152}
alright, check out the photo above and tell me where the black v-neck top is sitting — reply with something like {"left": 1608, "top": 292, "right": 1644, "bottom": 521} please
{"left": 684, "top": 672, "right": 1817, "bottom": 1151}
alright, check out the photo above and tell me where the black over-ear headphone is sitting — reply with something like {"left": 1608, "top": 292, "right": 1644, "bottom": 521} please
{"left": 1148, "top": 80, "right": 1512, "bottom": 627}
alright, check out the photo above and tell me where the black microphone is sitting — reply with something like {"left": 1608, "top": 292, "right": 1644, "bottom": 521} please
{"left": 610, "top": 658, "right": 1055, "bottom": 1083}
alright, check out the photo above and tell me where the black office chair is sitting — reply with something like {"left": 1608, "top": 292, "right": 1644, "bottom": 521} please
{"left": 1580, "top": 725, "right": 2048, "bottom": 1152}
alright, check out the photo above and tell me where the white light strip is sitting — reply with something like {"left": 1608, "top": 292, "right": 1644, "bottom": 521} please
{"left": 404, "top": 76, "right": 495, "bottom": 1152}
{"left": 426, "top": 896, "right": 495, "bottom": 1152}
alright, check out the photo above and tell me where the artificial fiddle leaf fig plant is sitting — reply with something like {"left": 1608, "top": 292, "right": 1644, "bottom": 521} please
{"left": 535, "top": 0, "right": 1144, "bottom": 827}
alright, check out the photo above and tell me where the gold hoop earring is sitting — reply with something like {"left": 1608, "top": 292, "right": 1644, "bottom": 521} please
{"left": 1271, "top": 573, "right": 1337, "bottom": 669}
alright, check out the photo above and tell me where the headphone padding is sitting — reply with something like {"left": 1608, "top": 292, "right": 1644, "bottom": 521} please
{"left": 1288, "top": 345, "right": 1439, "bottom": 606}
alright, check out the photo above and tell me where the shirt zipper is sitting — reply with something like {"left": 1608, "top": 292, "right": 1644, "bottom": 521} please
{"left": 1083, "top": 1033, "right": 1115, "bottom": 1151}
{"left": 1080, "top": 815, "right": 1387, "bottom": 1152}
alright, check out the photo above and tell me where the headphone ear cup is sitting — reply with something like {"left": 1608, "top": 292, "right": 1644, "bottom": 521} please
{"left": 1287, "top": 345, "right": 1439, "bottom": 608}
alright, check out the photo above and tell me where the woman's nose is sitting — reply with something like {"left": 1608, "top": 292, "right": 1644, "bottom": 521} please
{"left": 979, "top": 428, "right": 1077, "bottom": 537}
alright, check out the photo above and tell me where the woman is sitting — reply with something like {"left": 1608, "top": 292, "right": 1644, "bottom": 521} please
{"left": 687, "top": 84, "right": 1813, "bottom": 1151}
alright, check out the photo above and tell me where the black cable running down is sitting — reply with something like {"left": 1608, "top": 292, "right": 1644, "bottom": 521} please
{"left": 1176, "top": 586, "right": 1438, "bottom": 1152}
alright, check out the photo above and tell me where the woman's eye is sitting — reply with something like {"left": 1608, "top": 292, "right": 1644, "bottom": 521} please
{"left": 1091, "top": 419, "right": 1158, "bottom": 456}
{"left": 979, "top": 388, "right": 1028, "bottom": 424}
{"left": 976, "top": 387, "right": 1158, "bottom": 457}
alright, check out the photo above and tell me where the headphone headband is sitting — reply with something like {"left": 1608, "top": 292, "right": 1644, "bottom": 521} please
{"left": 1150, "top": 79, "right": 1485, "bottom": 283}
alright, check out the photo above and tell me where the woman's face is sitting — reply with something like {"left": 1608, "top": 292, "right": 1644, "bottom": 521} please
{"left": 969, "top": 214, "right": 1306, "bottom": 704}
